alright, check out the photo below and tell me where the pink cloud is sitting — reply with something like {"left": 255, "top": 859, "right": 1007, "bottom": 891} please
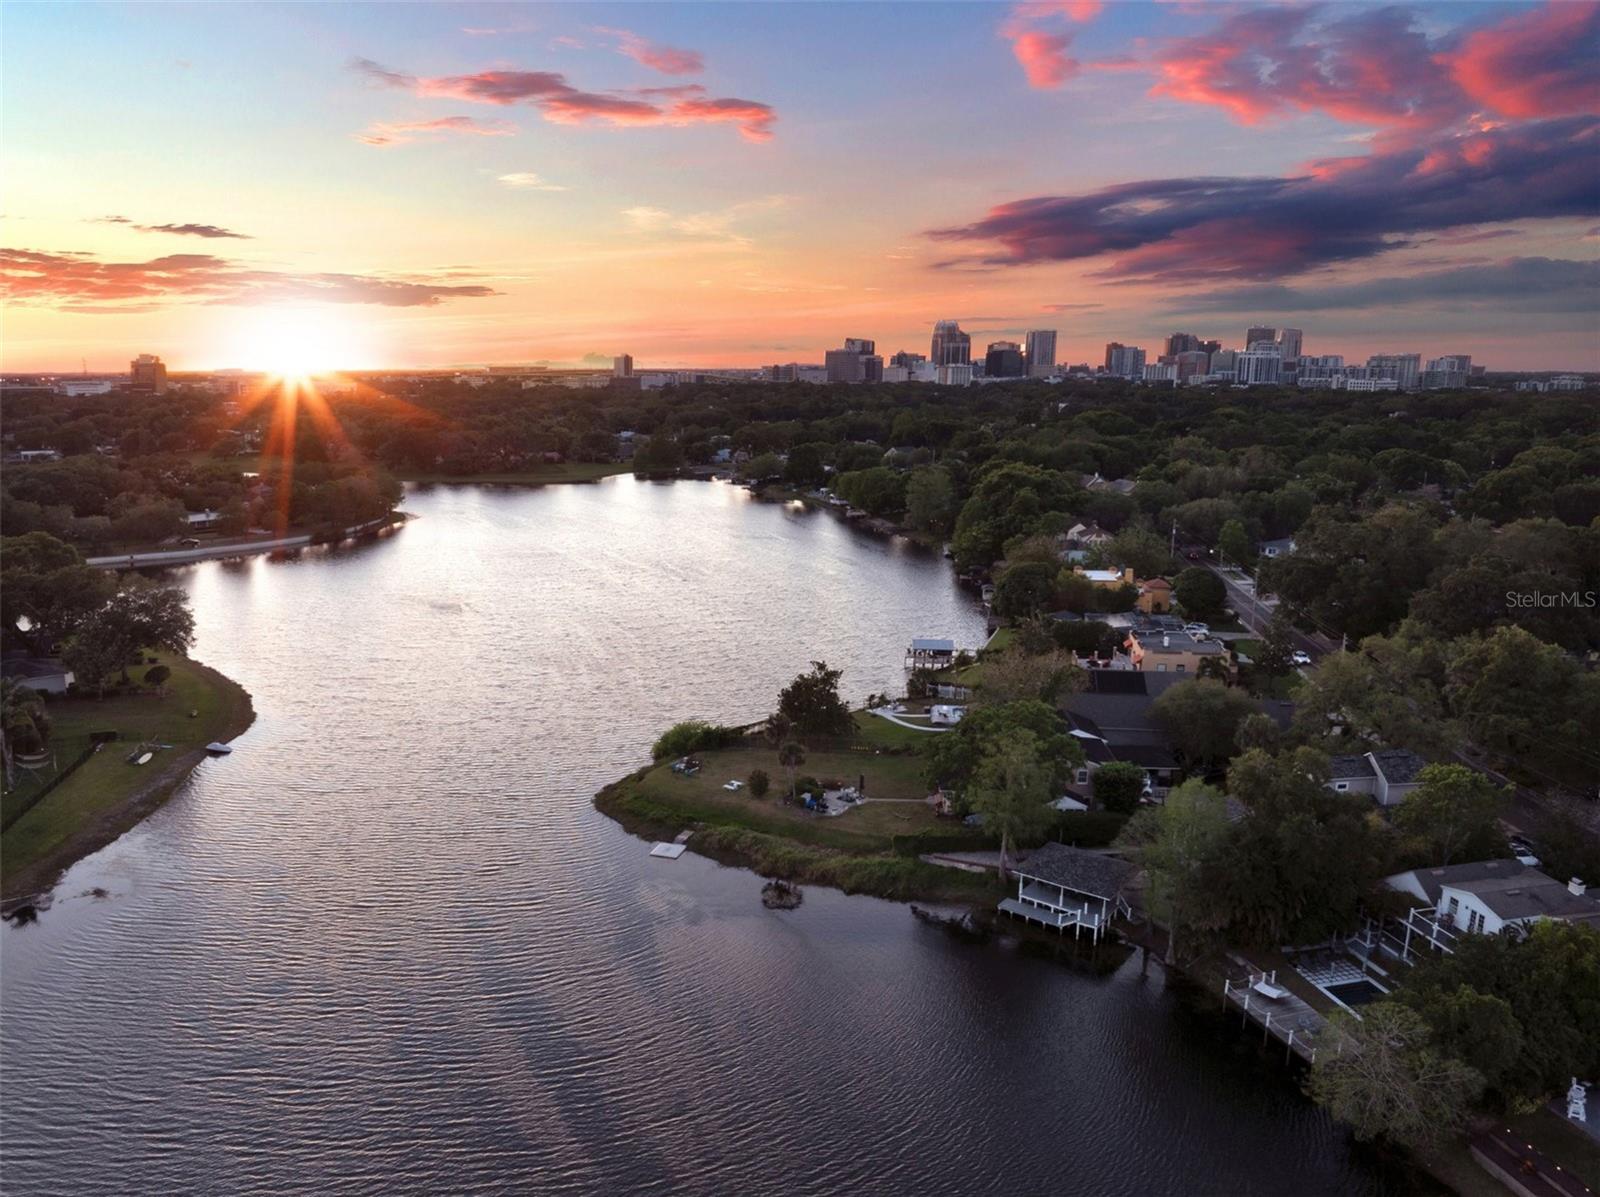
{"left": 1448, "top": 1, "right": 1600, "bottom": 119}
{"left": 1150, "top": 6, "right": 1470, "bottom": 128}
{"left": 355, "top": 115, "right": 517, "bottom": 146}
{"left": 1011, "top": 31, "right": 1078, "bottom": 90}
{"left": 594, "top": 27, "right": 705, "bottom": 76}
{"left": 352, "top": 58, "right": 774, "bottom": 141}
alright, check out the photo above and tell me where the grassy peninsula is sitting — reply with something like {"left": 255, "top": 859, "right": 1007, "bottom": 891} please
{"left": 2, "top": 653, "right": 254, "bottom": 905}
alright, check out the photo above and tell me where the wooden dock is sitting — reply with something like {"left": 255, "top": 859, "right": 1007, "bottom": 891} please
{"left": 1222, "top": 967, "right": 1327, "bottom": 1064}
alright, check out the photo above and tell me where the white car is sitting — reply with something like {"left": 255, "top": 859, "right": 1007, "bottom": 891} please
{"left": 1290, "top": 650, "right": 1312, "bottom": 667}
{"left": 1183, "top": 623, "right": 1210, "bottom": 638}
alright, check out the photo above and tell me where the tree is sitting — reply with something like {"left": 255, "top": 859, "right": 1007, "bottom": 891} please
{"left": 747, "top": 768, "right": 771, "bottom": 799}
{"left": 992, "top": 562, "right": 1058, "bottom": 619}
{"left": 2, "top": 678, "right": 52, "bottom": 785}
{"left": 632, "top": 434, "right": 683, "bottom": 477}
{"left": 968, "top": 729, "right": 1054, "bottom": 877}
{"left": 1150, "top": 680, "right": 1260, "bottom": 770}
{"left": 143, "top": 663, "right": 172, "bottom": 693}
{"left": 904, "top": 467, "right": 955, "bottom": 535}
{"left": 1392, "top": 764, "right": 1508, "bottom": 865}
{"left": 1173, "top": 567, "right": 1227, "bottom": 622}
{"left": 1234, "top": 711, "right": 1281, "bottom": 755}
{"left": 652, "top": 720, "right": 718, "bottom": 761}
{"left": 783, "top": 443, "right": 825, "bottom": 488}
{"left": 746, "top": 452, "right": 784, "bottom": 481}
{"left": 1105, "top": 527, "right": 1171, "bottom": 579}
{"left": 1217, "top": 519, "right": 1252, "bottom": 569}
{"left": 777, "top": 661, "right": 854, "bottom": 738}
{"left": 1092, "top": 761, "right": 1146, "bottom": 813}
{"left": 926, "top": 698, "right": 1084, "bottom": 798}
{"left": 977, "top": 648, "right": 1083, "bottom": 706}
{"left": 1, "top": 531, "right": 114, "bottom": 649}
{"left": 1256, "top": 609, "right": 1296, "bottom": 678}
{"left": 60, "top": 578, "right": 196, "bottom": 693}
{"left": 1308, "top": 1003, "right": 1482, "bottom": 1149}
{"left": 1115, "top": 779, "right": 1231, "bottom": 964}
{"left": 777, "top": 741, "right": 806, "bottom": 800}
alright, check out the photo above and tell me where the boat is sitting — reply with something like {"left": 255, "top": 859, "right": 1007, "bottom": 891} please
{"left": 205, "top": 742, "right": 233, "bottom": 754}
{"left": 134, "top": 751, "right": 153, "bottom": 766}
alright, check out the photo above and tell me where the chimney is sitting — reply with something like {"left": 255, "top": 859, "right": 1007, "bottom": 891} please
{"left": 1571, "top": 878, "right": 1587, "bottom": 897}
{"left": 1162, "top": 634, "right": 1170, "bottom": 648}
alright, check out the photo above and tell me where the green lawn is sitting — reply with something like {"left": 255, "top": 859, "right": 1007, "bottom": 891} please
{"left": 2, "top": 654, "right": 254, "bottom": 899}
{"left": 852, "top": 710, "right": 946, "bottom": 751}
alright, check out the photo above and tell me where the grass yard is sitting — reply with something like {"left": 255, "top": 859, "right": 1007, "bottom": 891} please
{"left": 851, "top": 710, "right": 947, "bottom": 751}
{"left": 2, "top": 654, "right": 254, "bottom": 900}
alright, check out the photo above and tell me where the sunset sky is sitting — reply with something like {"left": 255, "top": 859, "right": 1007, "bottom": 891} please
{"left": 3, "top": 1, "right": 1597, "bottom": 372}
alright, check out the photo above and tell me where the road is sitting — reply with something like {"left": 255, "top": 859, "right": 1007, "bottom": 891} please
{"left": 1183, "top": 547, "right": 1334, "bottom": 660}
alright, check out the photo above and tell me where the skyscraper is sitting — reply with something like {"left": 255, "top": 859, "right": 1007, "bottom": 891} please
{"left": 1164, "top": 332, "right": 1201, "bottom": 357}
{"left": 1235, "top": 349, "right": 1283, "bottom": 386}
{"left": 1367, "top": 353, "right": 1422, "bottom": 390}
{"left": 890, "top": 350, "right": 926, "bottom": 370}
{"left": 930, "top": 320, "right": 971, "bottom": 367}
{"left": 1104, "top": 343, "right": 1146, "bottom": 379}
{"left": 825, "top": 338, "right": 883, "bottom": 383}
{"left": 129, "top": 353, "right": 167, "bottom": 393}
{"left": 1246, "top": 325, "right": 1277, "bottom": 347}
{"left": 984, "top": 341, "right": 1024, "bottom": 378}
{"left": 613, "top": 354, "right": 634, "bottom": 378}
{"left": 1276, "top": 329, "right": 1303, "bottom": 360}
{"left": 1024, "top": 329, "right": 1057, "bottom": 377}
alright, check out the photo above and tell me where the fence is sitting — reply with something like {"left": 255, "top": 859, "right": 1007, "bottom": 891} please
{"left": 1, "top": 731, "right": 118, "bottom": 832}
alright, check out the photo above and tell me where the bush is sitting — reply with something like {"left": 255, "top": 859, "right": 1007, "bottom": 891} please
{"left": 1092, "top": 761, "right": 1148, "bottom": 813}
{"left": 144, "top": 664, "right": 171, "bottom": 690}
{"left": 747, "top": 769, "right": 771, "bottom": 799}
{"left": 651, "top": 719, "right": 742, "bottom": 760}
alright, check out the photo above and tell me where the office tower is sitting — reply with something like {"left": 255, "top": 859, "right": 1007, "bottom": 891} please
{"left": 930, "top": 320, "right": 971, "bottom": 367}
{"left": 1024, "top": 329, "right": 1057, "bottom": 377}
{"left": 1421, "top": 354, "right": 1472, "bottom": 389}
{"left": 1245, "top": 325, "right": 1277, "bottom": 348}
{"left": 985, "top": 340, "right": 1025, "bottom": 378}
{"left": 935, "top": 363, "right": 973, "bottom": 386}
{"left": 1174, "top": 350, "right": 1210, "bottom": 382}
{"left": 1276, "top": 329, "right": 1303, "bottom": 360}
{"left": 1104, "top": 343, "right": 1146, "bottom": 379}
{"left": 1367, "top": 353, "right": 1422, "bottom": 390}
{"left": 1235, "top": 349, "right": 1283, "bottom": 386}
{"left": 1164, "top": 332, "right": 1201, "bottom": 357}
{"left": 613, "top": 354, "right": 634, "bottom": 378}
{"left": 825, "top": 338, "right": 882, "bottom": 383}
{"left": 1142, "top": 362, "right": 1178, "bottom": 383}
{"left": 890, "top": 350, "right": 926, "bottom": 370}
{"left": 1199, "top": 339, "right": 1221, "bottom": 357}
{"left": 129, "top": 353, "right": 168, "bottom": 394}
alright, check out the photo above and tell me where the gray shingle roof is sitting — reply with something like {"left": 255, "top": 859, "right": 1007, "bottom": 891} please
{"left": 1015, "top": 842, "right": 1137, "bottom": 899}
{"left": 1329, "top": 754, "right": 1377, "bottom": 780}
{"left": 1397, "top": 859, "right": 1527, "bottom": 905}
{"left": 1371, "top": 748, "right": 1428, "bottom": 785}
{"left": 1448, "top": 873, "right": 1600, "bottom": 923}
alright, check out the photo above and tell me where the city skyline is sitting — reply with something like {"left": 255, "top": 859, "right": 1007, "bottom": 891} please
{"left": 3, "top": 1, "right": 1598, "bottom": 372}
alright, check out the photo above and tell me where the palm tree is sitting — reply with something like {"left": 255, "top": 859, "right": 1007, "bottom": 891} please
{"left": 2, "top": 679, "right": 52, "bottom": 788}
{"left": 778, "top": 740, "right": 806, "bottom": 802}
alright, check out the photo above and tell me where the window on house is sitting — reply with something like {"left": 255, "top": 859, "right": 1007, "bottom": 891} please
{"left": 1467, "top": 910, "right": 1485, "bottom": 935}
{"left": 1446, "top": 896, "right": 1459, "bottom": 921}
{"left": 1156, "top": 663, "right": 1167, "bottom": 672}
{"left": 1176, "top": 665, "right": 1186, "bottom": 672}
{"left": 1335, "top": 782, "right": 1349, "bottom": 791}
{"left": 1075, "top": 769, "right": 1088, "bottom": 785}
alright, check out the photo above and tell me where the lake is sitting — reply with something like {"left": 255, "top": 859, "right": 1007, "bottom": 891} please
{"left": 0, "top": 478, "right": 1413, "bottom": 1195}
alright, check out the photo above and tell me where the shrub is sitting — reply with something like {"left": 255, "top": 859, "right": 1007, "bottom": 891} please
{"left": 747, "top": 769, "right": 771, "bottom": 799}
{"left": 651, "top": 719, "right": 742, "bottom": 761}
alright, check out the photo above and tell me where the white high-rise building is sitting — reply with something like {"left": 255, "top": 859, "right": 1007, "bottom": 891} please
{"left": 1103, "top": 343, "right": 1146, "bottom": 379}
{"left": 1276, "top": 329, "right": 1303, "bottom": 360}
{"left": 613, "top": 354, "right": 634, "bottom": 378}
{"left": 1235, "top": 350, "right": 1283, "bottom": 386}
{"left": 1367, "top": 353, "right": 1421, "bottom": 390}
{"left": 1024, "top": 329, "right": 1057, "bottom": 377}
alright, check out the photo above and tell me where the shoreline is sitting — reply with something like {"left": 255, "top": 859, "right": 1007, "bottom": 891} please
{"left": 1, "top": 657, "right": 256, "bottom": 911}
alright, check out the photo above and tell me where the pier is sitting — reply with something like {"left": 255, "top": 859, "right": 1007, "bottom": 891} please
{"left": 1221, "top": 966, "right": 1327, "bottom": 1064}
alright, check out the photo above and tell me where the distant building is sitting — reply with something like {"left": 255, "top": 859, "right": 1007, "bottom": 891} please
{"left": 1142, "top": 362, "right": 1177, "bottom": 384}
{"left": 1024, "top": 329, "right": 1057, "bottom": 377}
{"left": 1367, "top": 353, "right": 1421, "bottom": 390}
{"left": 1276, "top": 328, "right": 1303, "bottom": 360}
{"left": 1173, "top": 350, "right": 1210, "bottom": 382}
{"left": 889, "top": 350, "right": 926, "bottom": 370}
{"left": 1164, "top": 332, "right": 1202, "bottom": 357}
{"left": 1245, "top": 325, "right": 1277, "bottom": 347}
{"left": 58, "top": 379, "right": 114, "bottom": 396}
{"left": 935, "top": 363, "right": 973, "bottom": 386}
{"left": 129, "top": 353, "right": 168, "bottom": 394}
{"left": 1104, "top": 343, "right": 1146, "bottom": 379}
{"left": 984, "top": 340, "right": 1025, "bottom": 378}
{"left": 1421, "top": 354, "right": 1472, "bottom": 389}
{"left": 825, "top": 338, "right": 883, "bottom": 383}
{"left": 1234, "top": 349, "right": 1282, "bottom": 386}
{"left": 930, "top": 320, "right": 971, "bottom": 367}
{"left": 613, "top": 354, "right": 634, "bottom": 378}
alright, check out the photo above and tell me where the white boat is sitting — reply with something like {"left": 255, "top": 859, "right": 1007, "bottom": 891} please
{"left": 134, "top": 751, "right": 153, "bottom": 766}
{"left": 205, "top": 742, "right": 233, "bottom": 754}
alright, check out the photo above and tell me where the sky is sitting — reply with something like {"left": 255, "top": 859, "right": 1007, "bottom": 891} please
{"left": 2, "top": 0, "right": 1598, "bottom": 372}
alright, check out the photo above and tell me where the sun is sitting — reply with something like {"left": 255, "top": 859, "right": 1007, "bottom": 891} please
{"left": 225, "top": 305, "right": 368, "bottom": 378}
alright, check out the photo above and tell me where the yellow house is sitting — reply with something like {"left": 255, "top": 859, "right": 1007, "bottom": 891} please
{"left": 1136, "top": 577, "right": 1172, "bottom": 614}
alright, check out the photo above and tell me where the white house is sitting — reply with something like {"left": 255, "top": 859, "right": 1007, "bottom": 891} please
{"left": 1259, "top": 537, "right": 1297, "bottom": 558}
{"left": 1386, "top": 859, "right": 1600, "bottom": 937}
{"left": 928, "top": 704, "right": 965, "bottom": 726}
{"left": 1, "top": 658, "right": 75, "bottom": 695}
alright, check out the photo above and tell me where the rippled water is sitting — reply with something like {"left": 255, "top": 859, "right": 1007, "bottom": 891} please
{"left": 2, "top": 479, "right": 1407, "bottom": 1195}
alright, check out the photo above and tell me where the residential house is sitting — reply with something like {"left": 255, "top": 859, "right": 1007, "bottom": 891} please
{"left": 1125, "top": 627, "right": 1227, "bottom": 675}
{"left": 1135, "top": 577, "right": 1172, "bottom": 614}
{"left": 1075, "top": 566, "right": 1134, "bottom": 588}
{"left": 1386, "top": 860, "right": 1599, "bottom": 936}
{"left": 1064, "top": 521, "right": 1114, "bottom": 547}
{"left": 1259, "top": 537, "right": 1296, "bottom": 559}
{"left": 1060, "top": 670, "right": 1187, "bottom": 799}
{"left": 1080, "top": 474, "right": 1138, "bottom": 496}
{"left": 997, "top": 842, "right": 1137, "bottom": 942}
{"left": 1, "top": 657, "right": 75, "bottom": 695}
{"left": 1327, "top": 748, "right": 1428, "bottom": 806}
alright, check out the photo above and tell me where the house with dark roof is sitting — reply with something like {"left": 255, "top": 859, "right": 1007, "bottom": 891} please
{"left": 1327, "top": 747, "right": 1428, "bottom": 806}
{"left": 1, "top": 657, "right": 74, "bottom": 695}
{"left": 1386, "top": 860, "right": 1599, "bottom": 936}
{"left": 998, "top": 842, "right": 1137, "bottom": 942}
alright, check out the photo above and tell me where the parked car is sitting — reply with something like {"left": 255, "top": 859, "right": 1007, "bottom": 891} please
{"left": 1290, "top": 650, "right": 1312, "bottom": 667}
{"left": 1508, "top": 835, "right": 1541, "bottom": 868}
{"left": 1183, "top": 623, "right": 1210, "bottom": 639}
{"left": 178, "top": 537, "right": 201, "bottom": 548}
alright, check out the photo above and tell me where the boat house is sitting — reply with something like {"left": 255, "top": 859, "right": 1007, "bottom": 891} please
{"left": 906, "top": 637, "right": 956, "bottom": 669}
{"left": 998, "top": 843, "right": 1137, "bottom": 942}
